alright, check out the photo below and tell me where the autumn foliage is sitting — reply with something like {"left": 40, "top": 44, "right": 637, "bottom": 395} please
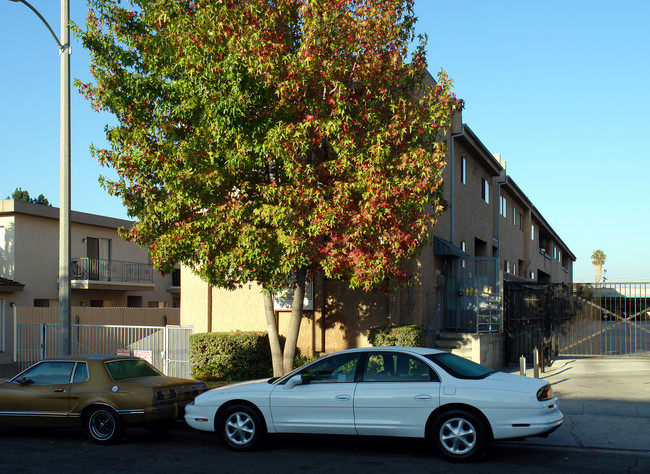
{"left": 75, "top": 0, "right": 461, "bottom": 296}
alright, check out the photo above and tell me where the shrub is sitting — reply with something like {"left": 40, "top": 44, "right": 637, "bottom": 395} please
{"left": 190, "top": 331, "right": 275, "bottom": 381}
{"left": 293, "top": 353, "right": 321, "bottom": 369}
{"left": 367, "top": 324, "right": 425, "bottom": 347}
{"left": 190, "top": 331, "right": 316, "bottom": 381}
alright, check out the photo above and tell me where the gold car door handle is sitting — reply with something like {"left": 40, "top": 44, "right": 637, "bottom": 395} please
{"left": 54, "top": 388, "right": 66, "bottom": 393}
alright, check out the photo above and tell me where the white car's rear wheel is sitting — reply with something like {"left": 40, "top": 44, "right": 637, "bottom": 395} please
{"left": 218, "top": 404, "right": 264, "bottom": 451}
{"left": 431, "top": 409, "right": 485, "bottom": 462}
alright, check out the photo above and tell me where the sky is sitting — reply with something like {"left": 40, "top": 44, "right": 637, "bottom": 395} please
{"left": 1, "top": 0, "right": 648, "bottom": 283}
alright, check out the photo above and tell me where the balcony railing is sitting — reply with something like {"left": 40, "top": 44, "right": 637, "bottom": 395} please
{"left": 71, "top": 258, "right": 154, "bottom": 284}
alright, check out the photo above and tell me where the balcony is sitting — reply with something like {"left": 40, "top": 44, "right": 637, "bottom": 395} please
{"left": 71, "top": 258, "right": 155, "bottom": 291}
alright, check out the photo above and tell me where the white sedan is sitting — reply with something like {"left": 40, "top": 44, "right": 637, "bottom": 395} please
{"left": 184, "top": 347, "right": 562, "bottom": 461}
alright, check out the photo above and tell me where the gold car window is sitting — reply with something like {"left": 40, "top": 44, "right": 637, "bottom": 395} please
{"left": 19, "top": 361, "right": 75, "bottom": 385}
{"left": 105, "top": 359, "right": 161, "bottom": 381}
{"left": 73, "top": 362, "right": 89, "bottom": 383}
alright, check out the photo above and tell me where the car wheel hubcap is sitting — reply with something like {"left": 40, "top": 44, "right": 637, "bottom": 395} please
{"left": 439, "top": 417, "right": 476, "bottom": 455}
{"left": 225, "top": 412, "right": 255, "bottom": 446}
{"left": 90, "top": 411, "right": 115, "bottom": 439}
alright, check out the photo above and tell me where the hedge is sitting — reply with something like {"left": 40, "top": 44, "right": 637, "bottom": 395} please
{"left": 190, "top": 331, "right": 320, "bottom": 381}
{"left": 190, "top": 331, "right": 276, "bottom": 381}
{"left": 367, "top": 324, "right": 425, "bottom": 347}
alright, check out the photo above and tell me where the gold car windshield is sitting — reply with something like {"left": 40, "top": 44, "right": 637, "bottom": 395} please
{"left": 105, "top": 359, "right": 161, "bottom": 381}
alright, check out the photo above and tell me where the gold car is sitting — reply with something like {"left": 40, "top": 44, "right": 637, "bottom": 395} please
{"left": 0, "top": 355, "right": 207, "bottom": 443}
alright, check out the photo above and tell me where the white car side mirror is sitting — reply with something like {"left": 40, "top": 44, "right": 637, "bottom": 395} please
{"left": 283, "top": 374, "right": 303, "bottom": 390}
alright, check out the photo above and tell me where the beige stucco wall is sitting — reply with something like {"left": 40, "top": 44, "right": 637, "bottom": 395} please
{"left": 180, "top": 267, "right": 211, "bottom": 333}
{"left": 180, "top": 265, "right": 397, "bottom": 356}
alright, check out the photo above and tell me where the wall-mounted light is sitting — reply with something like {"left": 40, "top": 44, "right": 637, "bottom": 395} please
{"left": 82, "top": 238, "right": 87, "bottom": 243}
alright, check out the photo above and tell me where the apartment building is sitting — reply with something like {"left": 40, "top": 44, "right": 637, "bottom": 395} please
{"left": 440, "top": 119, "right": 574, "bottom": 285}
{"left": 0, "top": 199, "right": 180, "bottom": 309}
{"left": 180, "top": 103, "right": 575, "bottom": 366}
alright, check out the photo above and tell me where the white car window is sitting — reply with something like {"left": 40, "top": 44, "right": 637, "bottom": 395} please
{"left": 300, "top": 353, "right": 360, "bottom": 384}
{"left": 363, "top": 352, "right": 437, "bottom": 382}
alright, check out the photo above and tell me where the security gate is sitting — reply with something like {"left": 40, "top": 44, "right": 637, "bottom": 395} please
{"left": 558, "top": 283, "right": 650, "bottom": 356}
{"left": 504, "top": 282, "right": 650, "bottom": 363}
{"left": 16, "top": 323, "right": 193, "bottom": 378}
{"left": 440, "top": 257, "right": 502, "bottom": 333}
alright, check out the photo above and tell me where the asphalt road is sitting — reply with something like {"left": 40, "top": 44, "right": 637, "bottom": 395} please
{"left": 1, "top": 423, "right": 649, "bottom": 474}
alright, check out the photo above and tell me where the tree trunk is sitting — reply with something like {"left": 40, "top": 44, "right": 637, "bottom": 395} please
{"left": 263, "top": 291, "right": 284, "bottom": 377}
{"left": 595, "top": 264, "right": 602, "bottom": 283}
{"left": 282, "top": 266, "right": 307, "bottom": 375}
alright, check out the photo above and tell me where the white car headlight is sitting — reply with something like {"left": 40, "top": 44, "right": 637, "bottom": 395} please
{"left": 536, "top": 383, "right": 555, "bottom": 401}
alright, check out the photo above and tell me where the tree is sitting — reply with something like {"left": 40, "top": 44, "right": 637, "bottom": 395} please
{"left": 591, "top": 249, "right": 606, "bottom": 283}
{"left": 74, "top": 0, "right": 461, "bottom": 375}
{"left": 7, "top": 188, "right": 50, "bottom": 206}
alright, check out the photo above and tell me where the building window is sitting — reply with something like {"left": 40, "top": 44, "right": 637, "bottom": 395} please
{"left": 127, "top": 296, "right": 143, "bottom": 308}
{"left": 461, "top": 157, "right": 467, "bottom": 184}
{"left": 499, "top": 196, "right": 507, "bottom": 217}
{"left": 530, "top": 271, "right": 535, "bottom": 280}
{"left": 512, "top": 207, "right": 516, "bottom": 225}
{"left": 481, "top": 178, "right": 489, "bottom": 204}
{"left": 530, "top": 224, "right": 535, "bottom": 241}
{"left": 519, "top": 213, "right": 523, "bottom": 230}
{"left": 504, "top": 260, "right": 510, "bottom": 273}
{"left": 460, "top": 241, "right": 466, "bottom": 252}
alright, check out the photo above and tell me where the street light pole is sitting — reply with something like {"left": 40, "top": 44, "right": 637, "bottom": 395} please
{"left": 59, "top": 0, "right": 71, "bottom": 356}
{"left": 10, "top": 0, "right": 71, "bottom": 355}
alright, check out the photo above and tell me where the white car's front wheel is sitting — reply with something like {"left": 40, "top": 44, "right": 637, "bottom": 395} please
{"left": 431, "top": 409, "right": 486, "bottom": 462}
{"left": 218, "top": 404, "right": 265, "bottom": 451}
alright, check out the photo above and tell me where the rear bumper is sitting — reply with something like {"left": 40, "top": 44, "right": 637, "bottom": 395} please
{"left": 117, "top": 403, "right": 180, "bottom": 423}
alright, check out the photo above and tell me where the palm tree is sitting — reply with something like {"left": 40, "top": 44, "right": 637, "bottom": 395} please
{"left": 591, "top": 249, "right": 606, "bottom": 283}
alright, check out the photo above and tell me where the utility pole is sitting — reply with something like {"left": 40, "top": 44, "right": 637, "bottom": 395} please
{"left": 9, "top": 0, "right": 71, "bottom": 354}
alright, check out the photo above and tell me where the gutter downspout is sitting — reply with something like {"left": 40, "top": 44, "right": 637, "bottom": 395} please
{"left": 497, "top": 173, "right": 509, "bottom": 265}
{"left": 450, "top": 125, "right": 466, "bottom": 245}
{"left": 497, "top": 172, "right": 509, "bottom": 302}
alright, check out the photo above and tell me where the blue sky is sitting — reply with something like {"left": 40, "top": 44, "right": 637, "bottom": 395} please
{"left": 1, "top": 1, "right": 647, "bottom": 283}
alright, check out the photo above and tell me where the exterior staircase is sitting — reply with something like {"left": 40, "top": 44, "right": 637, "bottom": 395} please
{"left": 433, "top": 332, "right": 474, "bottom": 359}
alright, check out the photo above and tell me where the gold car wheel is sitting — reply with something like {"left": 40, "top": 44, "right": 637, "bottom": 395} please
{"left": 87, "top": 407, "right": 124, "bottom": 444}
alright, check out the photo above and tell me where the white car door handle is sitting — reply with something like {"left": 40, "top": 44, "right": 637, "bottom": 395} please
{"left": 415, "top": 395, "right": 431, "bottom": 400}
{"left": 335, "top": 395, "right": 351, "bottom": 401}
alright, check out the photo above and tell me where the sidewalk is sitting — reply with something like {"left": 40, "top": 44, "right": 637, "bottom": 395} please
{"left": 501, "top": 356, "right": 650, "bottom": 452}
